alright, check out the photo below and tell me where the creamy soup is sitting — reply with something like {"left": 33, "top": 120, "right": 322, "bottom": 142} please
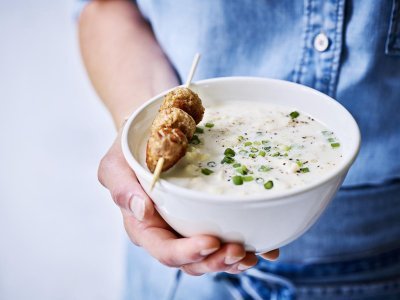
{"left": 154, "top": 101, "right": 342, "bottom": 195}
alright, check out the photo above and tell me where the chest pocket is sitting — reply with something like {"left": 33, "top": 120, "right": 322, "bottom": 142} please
{"left": 386, "top": 0, "right": 400, "bottom": 55}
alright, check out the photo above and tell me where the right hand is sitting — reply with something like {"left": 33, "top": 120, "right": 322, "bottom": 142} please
{"left": 98, "top": 132, "right": 279, "bottom": 276}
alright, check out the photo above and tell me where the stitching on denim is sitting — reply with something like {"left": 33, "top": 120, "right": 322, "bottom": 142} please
{"left": 292, "top": 0, "right": 312, "bottom": 83}
{"left": 386, "top": 0, "right": 400, "bottom": 55}
{"left": 328, "top": 0, "right": 345, "bottom": 97}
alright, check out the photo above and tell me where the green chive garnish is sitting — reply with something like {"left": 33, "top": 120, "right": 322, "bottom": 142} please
{"left": 190, "top": 135, "right": 200, "bottom": 145}
{"left": 290, "top": 111, "right": 299, "bottom": 119}
{"left": 236, "top": 165, "right": 248, "bottom": 175}
{"left": 258, "top": 151, "right": 266, "bottom": 157}
{"left": 263, "top": 146, "right": 271, "bottom": 151}
{"left": 232, "top": 176, "right": 243, "bottom": 185}
{"left": 244, "top": 141, "right": 252, "bottom": 147}
{"left": 239, "top": 149, "right": 248, "bottom": 155}
{"left": 232, "top": 163, "right": 241, "bottom": 168}
{"left": 243, "top": 176, "right": 254, "bottom": 182}
{"left": 327, "top": 137, "right": 335, "bottom": 143}
{"left": 221, "top": 156, "right": 235, "bottom": 164}
{"left": 322, "top": 130, "right": 332, "bottom": 136}
{"left": 272, "top": 152, "right": 280, "bottom": 157}
{"left": 224, "top": 148, "right": 236, "bottom": 157}
{"left": 331, "top": 143, "right": 340, "bottom": 148}
{"left": 205, "top": 123, "right": 214, "bottom": 128}
{"left": 262, "top": 140, "right": 269, "bottom": 145}
{"left": 253, "top": 141, "right": 261, "bottom": 146}
{"left": 264, "top": 180, "right": 274, "bottom": 189}
{"left": 284, "top": 145, "right": 292, "bottom": 151}
{"left": 250, "top": 147, "right": 259, "bottom": 153}
{"left": 258, "top": 165, "right": 271, "bottom": 172}
{"left": 299, "top": 167, "right": 310, "bottom": 173}
{"left": 237, "top": 136, "right": 244, "bottom": 142}
{"left": 201, "top": 168, "right": 214, "bottom": 175}
{"left": 296, "top": 160, "right": 303, "bottom": 167}
{"left": 195, "top": 127, "right": 204, "bottom": 134}
{"left": 249, "top": 153, "right": 257, "bottom": 158}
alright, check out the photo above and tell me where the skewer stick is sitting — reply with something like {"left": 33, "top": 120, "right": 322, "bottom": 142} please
{"left": 150, "top": 53, "right": 201, "bottom": 191}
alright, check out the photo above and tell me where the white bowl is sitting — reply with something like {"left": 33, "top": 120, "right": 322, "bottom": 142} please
{"left": 121, "top": 77, "right": 361, "bottom": 253}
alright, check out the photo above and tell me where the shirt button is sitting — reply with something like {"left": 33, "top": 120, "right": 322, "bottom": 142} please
{"left": 313, "top": 33, "right": 330, "bottom": 52}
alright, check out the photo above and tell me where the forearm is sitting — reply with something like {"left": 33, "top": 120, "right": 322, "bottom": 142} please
{"left": 78, "top": 0, "right": 179, "bottom": 128}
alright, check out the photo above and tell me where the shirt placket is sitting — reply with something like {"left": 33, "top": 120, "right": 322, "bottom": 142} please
{"left": 293, "top": 0, "right": 345, "bottom": 98}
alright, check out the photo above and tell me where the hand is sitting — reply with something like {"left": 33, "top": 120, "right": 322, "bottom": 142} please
{"left": 98, "top": 132, "right": 279, "bottom": 276}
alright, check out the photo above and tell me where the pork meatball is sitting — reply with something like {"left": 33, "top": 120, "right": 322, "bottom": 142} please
{"left": 151, "top": 107, "right": 196, "bottom": 139}
{"left": 146, "top": 127, "right": 188, "bottom": 172}
{"left": 160, "top": 87, "right": 205, "bottom": 124}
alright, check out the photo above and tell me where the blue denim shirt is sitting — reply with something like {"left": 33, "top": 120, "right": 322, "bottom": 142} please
{"left": 136, "top": 0, "right": 400, "bottom": 187}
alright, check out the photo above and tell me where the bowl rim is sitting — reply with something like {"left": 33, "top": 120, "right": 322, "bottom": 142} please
{"left": 121, "top": 76, "right": 361, "bottom": 205}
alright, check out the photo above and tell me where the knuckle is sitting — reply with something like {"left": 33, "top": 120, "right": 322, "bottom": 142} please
{"left": 111, "top": 189, "right": 132, "bottom": 210}
{"left": 158, "top": 255, "right": 177, "bottom": 268}
{"left": 180, "top": 266, "right": 203, "bottom": 277}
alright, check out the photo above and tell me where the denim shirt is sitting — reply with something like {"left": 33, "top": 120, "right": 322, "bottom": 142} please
{"left": 136, "top": 0, "right": 400, "bottom": 187}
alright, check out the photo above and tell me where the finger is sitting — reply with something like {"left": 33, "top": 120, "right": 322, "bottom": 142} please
{"left": 181, "top": 243, "right": 246, "bottom": 276}
{"left": 123, "top": 213, "right": 221, "bottom": 267}
{"left": 225, "top": 252, "right": 258, "bottom": 274}
{"left": 98, "top": 136, "right": 154, "bottom": 221}
{"left": 260, "top": 249, "right": 280, "bottom": 261}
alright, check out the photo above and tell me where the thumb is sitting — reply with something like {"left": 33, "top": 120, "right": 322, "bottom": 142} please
{"left": 98, "top": 135, "right": 154, "bottom": 221}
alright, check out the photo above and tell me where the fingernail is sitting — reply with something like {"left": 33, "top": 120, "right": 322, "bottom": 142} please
{"left": 200, "top": 247, "right": 219, "bottom": 256}
{"left": 225, "top": 256, "right": 243, "bottom": 265}
{"left": 238, "top": 264, "right": 252, "bottom": 271}
{"left": 129, "top": 195, "right": 145, "bottom": 221}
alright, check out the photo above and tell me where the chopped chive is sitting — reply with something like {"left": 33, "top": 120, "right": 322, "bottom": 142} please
{"left": 284, "top": 145, "right": 292, "bottom": 151}
{"left": 331, "top": 143, "right": 341, "bottom": 148}
{"left": 255, "top": 177, "right": 264, "bottom": 184}
{"left": 239, "top": 149, "right": 248, "bottom": 155}
{"left": 262, "top": 140, "right": 269, "bottom": 145}
{"left": 195, "top": 127, "right": 204, "bottom": 134}
{"left": 299, "top": 167, "right": 310, "bottom": 173}
{"left": 205, "top": 123, "right": 214, "bottom": 128}
{"left": 243, "top": 176, "right": 254, "bottom": 182}
{"left": 232, "top": 163, "right": 241, "bottom": 168}
{"left": 190, "top": 135, "right": 201, "bottom": 145}
{"left": 224, "top": 148, "right": 236, "bottom": 157}
{"left": 290, "top": 111, "right": 300, "bottom": 119}
{"left": 263, "top": 146, "right": 271, "bottom": 151}
{"left": 258, "top": 165, "right": 271, "bottom": 172}
{"left": 258, "top": 151, "right": 266, "bottom": 157}
{"left": 264, "top": 180, "right": 274, "bottom": 189}
{"left": 322, "top": 130, "right": 332, "bottom": 136}
{"left": 237, "top": 136, "right": 244, "bottom": 142}
{"left": 272, "top": 152, "right": 280, "bottom": 157}
{"left": 327, "top": 137, "right": 335, "bottom": 143}
{"left": 207, "top": 161, "right": 216, "bottom": 167}
{"left": 253, "top": 141, "right": 261, "bottom": 146}
{"left": 232, "top": 176, "right": 243, "bottom": 185}
{"left": 249, "top": 153, "right": 257, "bottom": 158}
{"left": 296, "top": 160, "right": 303, "bottom": 167}
{"left": 221, "top": 156, "right": 235, "bottom": 164}
{"left": 250, "top": 147, "right": 259, "bottom": 153}
{"left": 201, "top": 168, "right": 214, "bottom": 175}
{"left": 244, "top": 141, "right": 252, "bottom": 147}
{"left": 236, "top": 165, "right": 248, "bottom": 175}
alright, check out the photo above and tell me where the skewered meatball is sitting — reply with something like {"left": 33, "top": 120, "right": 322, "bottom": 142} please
{"left": 160, "top": 87, "right": 205, "bottom": 124}
{"left": 151, "top": 107, "right": 196, "bottom": 139}
{"left": 146, "top": 127, "right": 188, "bottom": 172}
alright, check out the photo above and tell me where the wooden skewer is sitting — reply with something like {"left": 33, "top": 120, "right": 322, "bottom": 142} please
{"left": 150, "top": 53, "right": 201, "bottom": 191}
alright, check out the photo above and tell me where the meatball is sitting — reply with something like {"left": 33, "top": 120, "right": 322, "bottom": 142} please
{"left": 146, "top": 127, "right": 188, "bottom": 172}
{"left": 151, "top": 107, "right": 196, "bottom": 139}
{"left": 160, "top": 87, "right": 205, "bottom": 124}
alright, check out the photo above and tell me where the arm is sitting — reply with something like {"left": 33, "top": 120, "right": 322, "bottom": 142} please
{"left": 79, "top": 0, "right": 277, "bottom": 275}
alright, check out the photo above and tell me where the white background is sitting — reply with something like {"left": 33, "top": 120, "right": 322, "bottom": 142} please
{"left": 0, "top": 1, "right": 125, "bottom": 299}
